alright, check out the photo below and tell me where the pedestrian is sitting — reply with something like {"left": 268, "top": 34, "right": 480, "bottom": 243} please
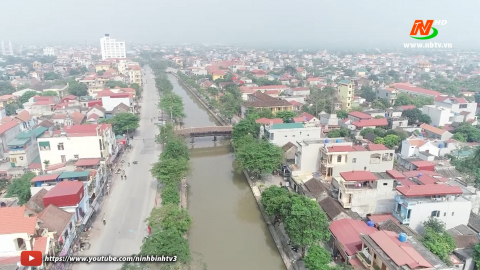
{"left": 103, "top": 219, "right": 106, "bottom": 225}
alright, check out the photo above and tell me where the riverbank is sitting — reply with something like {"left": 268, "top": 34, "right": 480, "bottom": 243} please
{"left": 172, "top": 72, "right": 294, "bottom": 270}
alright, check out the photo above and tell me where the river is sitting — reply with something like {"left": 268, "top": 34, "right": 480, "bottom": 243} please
{"left": 168, "top": 74, "right": 285, "bottom": 270}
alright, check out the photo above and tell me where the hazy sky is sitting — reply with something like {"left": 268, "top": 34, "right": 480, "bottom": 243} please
{"left": 0, "top": 0, "right": 478, "bottom": 49}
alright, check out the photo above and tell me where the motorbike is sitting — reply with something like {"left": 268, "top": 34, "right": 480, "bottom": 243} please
{"left": 133, "top": 161, "right": 138, "bottom": 164}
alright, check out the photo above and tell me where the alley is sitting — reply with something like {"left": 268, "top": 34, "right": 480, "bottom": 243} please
{"left": 76, "top": 66, "right": 160, "bottom": 270}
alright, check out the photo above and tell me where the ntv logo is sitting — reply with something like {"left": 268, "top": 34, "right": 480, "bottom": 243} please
{"left": 410, "top": 20, "right": 447, "bottom": 40}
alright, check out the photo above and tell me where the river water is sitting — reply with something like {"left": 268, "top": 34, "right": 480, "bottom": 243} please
{"left": 168, "top": 74, "right": 285, "bottom": 270}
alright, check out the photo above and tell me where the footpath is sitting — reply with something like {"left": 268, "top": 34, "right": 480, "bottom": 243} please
{"left": 172, "top": 73, "right": 304, "bottom": 270}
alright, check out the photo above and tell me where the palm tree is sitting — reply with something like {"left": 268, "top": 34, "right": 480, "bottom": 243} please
{"left": 43, "top": 160, "right": 50, "bottom": 170}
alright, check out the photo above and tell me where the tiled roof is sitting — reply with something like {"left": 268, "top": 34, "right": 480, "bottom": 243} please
{"left": 304, "top": 178, "right": 326, "bottom": 198}
{"left": 327, "top": 145, "right": 357, "bottom": 152}
{"left": 329, "top": 218, "right": 377, "bottom": 255}
{"left": 37, "top": 205, "right": 73, "bottom": 240}
{"left": 352, "top": 118, "right": 388, "bottom": 128}
{"left": 255, "top": 118, "right": 283, "bottom": 125}
{"left": 340, "top": 171, "right": 378, "bottom": 181}
{"left": 16, "top": 110, "right": 32, "bottom": 122}
{"left": 348, "top": 111, "right": 372, "bottom": 119}
{"left": 420, "top": 123, "right": 447, "bottom": 135}
{"left": 391, "top": 83, "right": 441, "bottom": 97}
{"left": 46, "top": 163, "right": 66, "bottom": 171}
{"left": 31, "top": 174, "right": 60, "bottom": 183}
{"left": 318, "top": 197, "right": 345, "bottom": 221}
{"left": 0, "top": 206, "right": 37, "bottom": 234}
{"left": 396, "top": 184, "right": 463, "bottom": 197}
{"left": 33, "top": 236, "right": 49, "bottom": 252}
{"left": 0, "top": 121, "right": 18, "bottom": 135}
{"left": 366, "top": 144, "right": 389, "bottom": 151}
{"left": 75, "top": 158, "right": 101, "bottom": 167}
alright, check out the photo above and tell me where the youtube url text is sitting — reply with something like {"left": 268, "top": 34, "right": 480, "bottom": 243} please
{"left": 404, "top": 42, "right": 453, "bottom": 48}
{"left": 44, "top": 255, "right": 177, "bottom": 263}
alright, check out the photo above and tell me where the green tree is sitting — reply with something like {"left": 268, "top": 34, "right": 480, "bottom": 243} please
{"left": 360, "top": 85, "right": 376, "bottom": 102}
{"left": 97, "top": 70, "right": 105, "bottom": 76}
{"left": 162, "top": 137, "right": 189, "bottom": 160}
{"left": 422, "top": 218, "right": 456, "bottom": 262}
{"left": 454, "top": 123, "right": 480, "bottom": 142}
{"left": 417, "top": 114, "right": 432, "bottom": 124}
{"left": 4, "top": 102, "right": 22, "bottom": 116}
{"left": 235, "top": 139, "right": 284, "bottom": 175}
{"left": 374, "top": 137, "right": 385, "bottom": 145}
{"left": 473, "top": 243, "right": 480, "bottom": 270}
{"left": 402, "top": 108, "right": 431, "bottom": 125}
{"left": 69, "top": 82, "right": 88, "bottom": 96}
{"left": 69, "top": 69, "right": 80, "bottom": 76}
{"left": 360, "top": 128, "right": 375, "bottom": 137}
{"left": 146, "top": 204, "right": 192, "bottom": 236}
{"left": 19, "top": 90, "right": 38, "bottom": 104}
{"left": 139, "top": 229, "right": 191, "bottom": 263}
{"left": 382, "top": 134, "right": 400, "bottom": 148}
{"left": 105, "top": 81, "right": 128, "bottom": 88}
{"left": 40, "top": 91, "right": 58, "bottom": 97}
{"left": 368, "top": 74, "right": 379, "bottom": 81}
{"left": 159, "top": 92, "right": 186, "bottom": 121}
{"left": 304, "top": 245, "right": 332, "bottom": 270}
{"left": 6, "top": 172, "right": 35, "bottom": 205}
{"left": 44, "top": 72, "right": 61, "bottom": 81}
{"left": 156, "top": 123, "right": 176, "bottom": 144}
{"left": 284, "top": 194, "right": 330, "bottom": 257}
{"left": 276, "top": 111, "right": 296, "bottom": 122}
{"left": 327, "top": 128, "right": 350, "bottom": 138}
{"left": 231, "top": 118, "right": 260, "bottom": 146}
{"left": 336, "top": 110, "right": 348, "bottom": 119}
{"left": 261, "top": 185, "right": 292, "bottom": 219}
{"left": 206, "top": 87, "right": 219, "bottom": 96}
{"left": 0, "top": 81, "right": 15, "bottom": 95}
{"left": 101, "top": 113, "right": 140, "bottom": 135}
{"left": 372, "top": 98, "right": 391, "bottom": 109}
{"left": 151, "top": 156, "right": 189, "bottom": 186}
{"left": 15, "top": 71, "right": 27, "bottom": 77}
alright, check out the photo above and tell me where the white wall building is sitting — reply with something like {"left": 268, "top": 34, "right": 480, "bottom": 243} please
{"left": 101, "top": 95, "right": 132, "bottom": 112}
{"left": 37, "top": 124, "right": 116, "bottom": 169}
{"left": 400, "top": 136, "right": 458, "bottom": 159}
{"left": 99, "top": 34, "right": 126, "bottom": 60}
{"left": 422, "top": 105, "right": 456, "bottom": 127}
{"left": 264, "top": 123, "right": 321, "bottom": 147}
{"left": 43, "top": 47, "right": 55, "bottom": 56}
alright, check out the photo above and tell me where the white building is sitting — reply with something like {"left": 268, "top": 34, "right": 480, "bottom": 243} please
{"left": 37, "top": 124, "right": 116, "bottom": 169}
{"left": 393, "top": 182, "right": 472, "bottom": 234}
{"left": 400, "top": 136, "right": 458, "bottom": 159}
{"left": 43, "top": 47, "right": 55, "bottom": 56}
{"left": 264, "top": 123, "right": 321, "bottom": 147}
{"left": 99, "top": 34, "right": 126, "bottom": 60}
{"left": 101, "top": 95, "right": 132, "bottom": 112}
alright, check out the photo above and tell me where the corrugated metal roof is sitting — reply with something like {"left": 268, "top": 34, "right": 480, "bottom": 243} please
{"left": 270, "top": 123, "right": 304, "bottom": 129}
{"left": 58, "top": 170, "right": 90, "bottom": 179}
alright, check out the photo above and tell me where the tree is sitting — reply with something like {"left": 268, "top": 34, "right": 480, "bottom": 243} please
{"left": 102, "top": 113, "right": 140, "bottom": 135}
{"left": 80, "top": 66, "right": 88, "bottom": 74}
{"left": 139, "top": 229, "right": 191, "bottom": 263}
{"left": 146, "top": 204, "right": 192, "bottom": 236}
{"left": 336, "top": 110, "right": 348, "bottom": 119}
{"left": 276, "top": 111, "right": 296, "bottom": 122}
{"left": 43, "top": 160, "right": 50, "bottom": 168}
{"left": 372, "top": 98, "right": 391, "bottom": 109}
{"left": 19, "top": 91, "right": 38, "bottom": 104}
{"left": 206, "top": 87, "right": 219, "bottom": 96}
{"left": 283, "top": 194, "right": 330, "bottom": 257}
{"left": 402, "top": 108, "right": 431, "bottom": 125}
{"left": 382, "top": 134, "right": 400, "bottom": 148}
{"left": 422, "top": 218, "right": 456, "bottom": 262}
{"left": 327, "top": 128, "right": 349, "bottom": 138}
{"left": 105, "top": 81, "right": 128, "bottom": 88}
{"left": 231, "top": 118, "right": 260, "bottom": 146}
{"left": 159, "top": 92, "right": 186, "bottom": 121}
{"left": 374, "top": 137, "right": 385, "bottom": 145}
{"left": 4, "top": 102, "right": 21, "bottom": 116}
{"left": 151, "top": 156, "right": 189, "bottom": 185}
{"left": 454, "top": 123, "right": 480, "bottom": 142}
{"left": 69, "top": 69, "right": 80, "bottom": 76}
{"left": 360, "top": 85, "right": 376, "bottom": 102}
{"left": 162, "top": 137, "right": 189, "bottom": 160}
{"left": 6, "top": 172, "right": 35, "bottom": 205}
{"left": 261, "top": 186, "right": 292, "bottom": 219}
{"left": 304, "top": 245, "right": 332, "bottom": 270}
{"left": 97, "top": 70, "right": 105, "bottom": 76}
{"left": 15, "top": 71, "right": 27, "bottom": 77}
{"left": 40, "top": 91, "right": 58, "bottom": 97}
{"left": 69, "top": 82, "right": 88, "bottom": 96}
{"left": 0, "top": 81, "right": 15, "bottom": 95}
{"left": 156, "top": 123, "right": 175, "bottom": 144}
{"left": 235, "top": 139, "right": 284, "bottom": 175}
{"left": 474, "top": 243, "right": 480, "bottom": 270}
{"left": 417, "top": 114, "right": 432, "bottom": 124}
{"left": 44, "top": 72, "right": 61, "bottom": 81}
{"left": 360, "top": 128, "right": 375, "bottom": 137}
{"left": 368, "top": 74, "right": 379, "bottom": 81}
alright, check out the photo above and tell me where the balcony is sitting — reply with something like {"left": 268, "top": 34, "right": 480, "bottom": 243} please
{"left": 339, "top": 181, "right": 373, "bottom": 192}
{"left": 357, "top": 251, "right": 372, "bottom": 268}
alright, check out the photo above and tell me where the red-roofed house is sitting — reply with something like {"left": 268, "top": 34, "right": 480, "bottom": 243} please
{"left": 348, "top": 111, "right": 372, "bottom": 121}
{"left": 0, "top": 206, "right": 53, "bottom": 259}
{"left": 352, "top": 118, "right": 389, "bottom": 129}
{"left": 329, "top": 218, "right": 378, "bottom": 263}
{"left": 37, "top": 204, "right": 76, "bottom": 256}
{"left": 420, "top": 123, "right": 453, "bottom": 140}
{"left": 434, "top": 95, "right": 477, "bottom": 122}
{"left": 321, "top": 142, "right": 394, "bottom": 181}
{"left": 0, "top": 121, "right": 21, "bottom": 159}
{"left": 391, "top": 83, "right": 441, "bottom": 98}
{"left": 43, "top": 181, "right": 88, "bottom": 223}
{"left": 333, "top": 171, "right": 398, "bottom": 215}
{"left": 255, "top": 118, "right": 283, "bottom": 125}
{"left": 359, "top": 230, "right": 434, "bottom": 270}
{"left": 393, "top": 181, "right": 470, "bottom": 233}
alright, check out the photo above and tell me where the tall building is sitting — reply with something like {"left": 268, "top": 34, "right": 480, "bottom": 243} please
{"left": 43, "top": 47, "right": 55, "bottom": 56}
{"left": 99, "top": 34, "right": 126, "bottom": 60}
{"left": 8, "top": 40, "right": 13, "bottom": 56}
{"left": 338, "top": 79, "right": 354, "bottom": 110}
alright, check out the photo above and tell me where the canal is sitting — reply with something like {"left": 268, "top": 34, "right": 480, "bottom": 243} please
{"left": 168, "top": 74, "right": 285, "bottom": 270}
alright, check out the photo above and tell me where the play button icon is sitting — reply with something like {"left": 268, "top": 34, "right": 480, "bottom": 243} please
{"left": 21, "top": 251, "right": 42, "bottom": 266}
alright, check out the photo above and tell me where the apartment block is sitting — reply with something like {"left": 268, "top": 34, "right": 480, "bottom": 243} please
{"left": 338, "top": 79, "right": 354, "bottom": 110}
{"left": 264, "top": 123, "right": 321, "bottom": 147}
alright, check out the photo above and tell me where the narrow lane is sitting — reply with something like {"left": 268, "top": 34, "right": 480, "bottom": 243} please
{"left": 77, "top": 66, "right": 159, "bottom": 270}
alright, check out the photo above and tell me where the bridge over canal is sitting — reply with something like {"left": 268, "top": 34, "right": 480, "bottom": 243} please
{"left": 175, "top": 126, "right": 233, "bottom": 142}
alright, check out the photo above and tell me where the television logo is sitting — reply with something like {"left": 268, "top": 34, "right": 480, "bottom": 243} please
{"left": 410, "top": 20, "right": 447, "bottom": 40}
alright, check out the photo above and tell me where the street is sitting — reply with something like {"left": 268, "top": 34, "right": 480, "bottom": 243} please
{"left": 76, "top": 66, "right": 160, "bottom": 270}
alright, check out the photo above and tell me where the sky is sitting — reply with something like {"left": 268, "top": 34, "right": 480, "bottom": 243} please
{"left": 0, "top": 0, "right": 478, "bottom": 49}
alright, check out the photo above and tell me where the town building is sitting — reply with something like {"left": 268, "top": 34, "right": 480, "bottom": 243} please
{"left": 99, "top": 34, "right": 126, "bottom": 60}
{"left": 43, "top": 47, "right": 55, "bottom": 56}
{"left": 42, "top": 181, "right": 90, "bottom": 225}
{"left": 390, "top": 83, "right": 441, "bottom": 98}
{"left": 240, "top": 91, "right": 293, "bottom": 118}
{"left": 0, "top": 121, "right": 21, "bottom": 159}
{"left": 8, "top": 126, "right": 47, "bottom": 167}
{"left": 36, "top": 124, "right": 117, "bottom": 169}
{"left": 338, "top": 80, "right": 354, "bottom": 110}
{"left": 420, "top": 123, "right": 453, "bottom": 140}
{"left": 332, "top": 170, "right": 399, "bottom": 215}
{"left": 264, "top": 123, "right": 322, "bottom": 147}
{"left": 375, "top": 87, "right": 398, "bottom": 105}
{"left": 400, "top": 136, "right": 458, "bottom": 159}
{"left": 37, "top": 204, "right": 76, "bottom": 257}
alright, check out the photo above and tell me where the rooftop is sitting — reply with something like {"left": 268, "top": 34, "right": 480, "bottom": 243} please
{"left": 0, "top": 206, "right": 37, "bottom": 235}
{"left": 43, "top": 181, "right": 84, "bottom": 198}
{"left": 329, "top": 218, "right": 378, "bottom": 256}
{"left": 270, "top": 123, "right": 304, "bottom": 130}
{"left": 396, "top": 184, "right": 463, "bottom": 197}
{"left": 340, "top": 171, "right": 378, "bottom": 181}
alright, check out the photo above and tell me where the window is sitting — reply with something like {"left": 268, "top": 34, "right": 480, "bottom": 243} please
{"left": 352, "top": 158, "right": 357, "bottom": 163}
{"left": 383, "top": 183, "right": 388, "bottom": 186}
{"left": 452, "top": 212, "right": 455, "bottom": 216}
{"left": 74, "top": 155, "right": 79, "bottom": 159}
{"left": 57, "top": 143, "right": 64, "bottom": 150}
{"left": 459, "top": 104, "right": 467, "bottom": 109}
{"left": 444, "top": 212, "right": 446, "bottom": 216}
{"left": 19, "top": 156, "right": 23, "bottom": 160}
{"left": 337, "top": 155, "right": 342, "bottom": 162}
{"left": 431, "top": 210, "right": 440, "bottom": 217}
{"left": 292, "top": 135, "right": 295, "bottom": 137}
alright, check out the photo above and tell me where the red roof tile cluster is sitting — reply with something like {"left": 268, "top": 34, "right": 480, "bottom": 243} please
{"left": 33, "top": 236, "right": 49, "bottom": 252}
{"left": 327, "top": 144, "right": 390, "bottom": 153}
{"left": 0, "top": 121, "right": 18, "bottom": 135}
{"left": 369, "top": 231, "right": 432, "bottom": 269}
{"left": 329, "top": 219, "right": 378, "bottom": 255}
{"left": 31, "top": 174, "right": 60, "bottom": 183}
{"left": 348, "top": 111, "right": 372, "bottom": 120}
{"left": 352, "top": 118, "right": 388, "bottom": 128}
{"left": 420, "top": 123, "right": 447, "bottom": 135}
{"left": 386, "top": 170, "right": 405, "bottom": 179}
{"left": 391, "top": 83, "right": 442, "bottom": 97}
{"left": 435, "top": 96, "right": 468, "bottom": 103}
{"left": 340, "top": 171, "right": 378, "bottom": 181}
{"left": 0, "top": 206, "right": 37, "bottom": 234}
{"left": 75, "top": 158, "right": 101, "bottom": 167}
{"left": 396, "top": 184, "right": 463, "bottom": 197}
{"left": 255, "top": 118, "right": 283, "bottom": 125}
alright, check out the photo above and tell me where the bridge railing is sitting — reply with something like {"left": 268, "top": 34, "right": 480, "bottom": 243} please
{"left": 175, "top": 126, "right": 233, "bottom": 135}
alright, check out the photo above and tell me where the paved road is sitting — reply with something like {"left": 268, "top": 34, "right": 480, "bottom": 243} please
{"left": 77, "top": 66, "right": 160, "bottom": 270}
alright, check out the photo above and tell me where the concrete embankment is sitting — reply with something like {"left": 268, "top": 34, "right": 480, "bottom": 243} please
{"left": 172, "top": 72, "right": 295, "bottom": 270}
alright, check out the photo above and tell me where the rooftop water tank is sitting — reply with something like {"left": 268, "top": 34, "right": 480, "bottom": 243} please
{"left": 418, "top": 173, "right": 423, "bottom": 177}
{"left": 438, "top": 143, "right": 443, "bottom": 148}
{"left": 325, "top": 139, "right": 329, "bottom": 143}
{"left": 399, "top": 233, "right": 407, "bottom": 243}
{"left": 336, "top": 139, "right": 341, "bottom": 143}
{"left": 366, "top": 221, "right": 375, "bottom": 227}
